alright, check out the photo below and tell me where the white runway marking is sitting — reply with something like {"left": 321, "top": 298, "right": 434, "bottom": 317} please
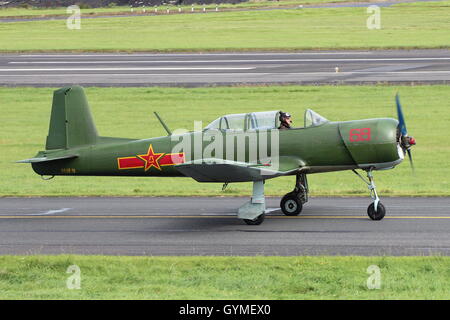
{"left": 280, "top": 71, "right": 450, "bottom": 74}
{"left": 27, "top": 208, "right": 73, "bottom": 216}
{"left": 265, "top": 208, "right": 280, "bottom": 213}
{"left": 199, "top": 213, "right": 235, "bottom": 216}
{"left": 0, "top": 67, "right": 256, "bottom": 71}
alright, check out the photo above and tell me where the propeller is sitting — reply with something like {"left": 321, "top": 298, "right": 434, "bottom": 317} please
{"left": 395, "top": 93, "right": 416, "bottom": 171}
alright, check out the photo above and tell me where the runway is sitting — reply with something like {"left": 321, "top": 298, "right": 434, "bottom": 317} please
{"left": 1, "top": 196, "right": 450, "bottom": 256}
{"left": 1, "top": 49, "right": 449, "bottom": 86}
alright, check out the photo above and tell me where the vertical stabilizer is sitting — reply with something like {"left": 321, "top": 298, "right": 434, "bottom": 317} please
{"left": 46, "top": 86, "right": 98, "bottom": 150}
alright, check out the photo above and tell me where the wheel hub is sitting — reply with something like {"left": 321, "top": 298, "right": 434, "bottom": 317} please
{"left": 285, "top": 200, "right": 297, "bottom": 212}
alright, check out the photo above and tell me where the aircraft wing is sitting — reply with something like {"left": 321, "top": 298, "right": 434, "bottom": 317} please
{"left": 174, "top": 156, "right": 303, "bottom": 182}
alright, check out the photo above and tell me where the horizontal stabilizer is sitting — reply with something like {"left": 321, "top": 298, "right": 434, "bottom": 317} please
{"left": 16, "top": 154, "right": 78, "bottom": 164}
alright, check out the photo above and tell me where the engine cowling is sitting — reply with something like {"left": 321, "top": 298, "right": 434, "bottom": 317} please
{"left": 338, "top": 118, "right": 403, "bottom": 170}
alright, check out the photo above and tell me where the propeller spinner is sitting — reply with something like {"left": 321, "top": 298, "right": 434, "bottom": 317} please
{"left": 396, "top": 93, "right": 416, "bottom": 170}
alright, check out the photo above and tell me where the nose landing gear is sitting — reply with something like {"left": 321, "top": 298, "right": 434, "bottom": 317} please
{"left": 280, "top": 173, "right": 308, "bottom": 216}
{"left": 352, "top": 169, "right": 386, "bottom": 220}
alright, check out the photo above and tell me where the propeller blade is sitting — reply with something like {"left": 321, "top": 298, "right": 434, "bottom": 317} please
{"left": 396, "top": 93, "right": 408, "bottom": 136}
{"left": 396, "top": 93, "right": 415, "bottom": 172}
{"left": 406, "top": 149, "right": 415, "bottom": 172}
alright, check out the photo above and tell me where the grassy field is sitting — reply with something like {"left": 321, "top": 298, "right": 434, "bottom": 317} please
{"left": 0, "top": 255, "right": 448, "bottom": 299}
{"left": 0, "top": 2, "right": 449, "bottom": 52}
{"left": 1, "top": 85, "right": 449, "bottom": 197}
{"left": 0, "top": 0, "right": 362, "bottom": 17}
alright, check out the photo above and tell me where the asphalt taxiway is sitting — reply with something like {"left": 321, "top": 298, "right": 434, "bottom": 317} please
{"left": 1, "top": 50, "right": 449, "bottom": 86}
{"left": 1, "top": 196, "right": 449, "bottom": 256}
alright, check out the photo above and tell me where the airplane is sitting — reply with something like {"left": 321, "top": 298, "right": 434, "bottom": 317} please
{"left": 18, "top": 85, "right": 416, "bottom": 225}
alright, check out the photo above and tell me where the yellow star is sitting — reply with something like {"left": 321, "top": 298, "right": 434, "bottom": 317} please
{"left": 137, "top": 144, "right": 164, "bottom": 171}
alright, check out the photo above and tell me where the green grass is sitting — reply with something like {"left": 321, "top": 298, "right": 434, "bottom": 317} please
{"left": 1, "top": 85, "right": 449, "bottom": 197}
{"left": 0, "top": 255, "right": 449, "bottom": 299}
{"left": 0, "top": 0, "right": 379, "bottom": 17}
{"left": 0, "top": 2, "right": 449, "bottom": 52}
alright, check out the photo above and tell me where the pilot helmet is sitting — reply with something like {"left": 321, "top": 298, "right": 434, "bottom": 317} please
{"left": 279, "top": 111, "right": 292, "bottom": 122}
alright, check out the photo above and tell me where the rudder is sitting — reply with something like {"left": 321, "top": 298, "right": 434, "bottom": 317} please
{"left": 46, "top": 86, "right": 98, "bottom": 150}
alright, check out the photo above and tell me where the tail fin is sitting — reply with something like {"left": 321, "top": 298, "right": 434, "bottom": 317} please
{"left": 46, "top": 86, "right": 98, "bottom": 150}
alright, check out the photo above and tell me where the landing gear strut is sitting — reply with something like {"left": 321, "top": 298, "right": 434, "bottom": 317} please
{"left": 238, "top": 180, "right": 266, "bottom": 225}
{"left": 352, "top": 169, "right": 386, "bottom": 220}
{"left": 280, "top": 173, "right": 308, "bottom": 216}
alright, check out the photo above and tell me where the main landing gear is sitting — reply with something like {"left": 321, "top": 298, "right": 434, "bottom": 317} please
{"left": 238, "top": 174, "right": 309, "bottom": 225}
{"left": 352, "top": 169, "right": 386, "bottom": 221}
{"left": 280, "top": 173, "right": 309, "bottom": 216}
{"left": 238, "top": 180, "right": 266, "bottom": 225}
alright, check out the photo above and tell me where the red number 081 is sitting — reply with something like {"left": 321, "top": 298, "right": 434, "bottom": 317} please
{"left": 349, "top": 128, "right": 371, "bottom": 142}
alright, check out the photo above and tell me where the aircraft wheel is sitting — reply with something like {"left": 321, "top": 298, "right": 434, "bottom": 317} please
{"left": 243, "top": 214, "right": 265, "bottom": 225}
{"left": 367, "top": 202, "right": 386, "bottom": 221}
{"left": 280, "top": 194, "right": 303, "bottom": 216}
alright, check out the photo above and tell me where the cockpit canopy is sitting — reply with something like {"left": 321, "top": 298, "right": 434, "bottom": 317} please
{"left": 204, "top": 109, "right": 328, "bottom": 131}
{"left": 205, "top": 111, "right": 281, "bottom": 131}
{"left": 304, "top": 109, "right": 329, "bottom": 128}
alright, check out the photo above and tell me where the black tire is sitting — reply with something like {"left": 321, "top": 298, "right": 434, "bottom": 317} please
{"left": 367, "top": 202, "right": 386, "bottom": 221}
{"left": 243, "top": 214, "right": 265, "bottom": 225}
{"left": 280, "top": 193, "right": 303, "bottom": 216}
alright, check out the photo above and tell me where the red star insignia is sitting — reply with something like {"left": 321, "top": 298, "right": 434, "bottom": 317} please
{"left": 137, "top": 144, "right": 164, "bottom": 171}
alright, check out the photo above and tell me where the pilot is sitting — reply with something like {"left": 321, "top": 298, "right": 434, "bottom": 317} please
{"left": 278, "top": 111, "right": 292, "bottom": 130}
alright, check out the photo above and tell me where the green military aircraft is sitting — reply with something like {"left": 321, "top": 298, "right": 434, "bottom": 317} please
{"left": 19, "top": 86, "right": 416, "bottom": 225}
